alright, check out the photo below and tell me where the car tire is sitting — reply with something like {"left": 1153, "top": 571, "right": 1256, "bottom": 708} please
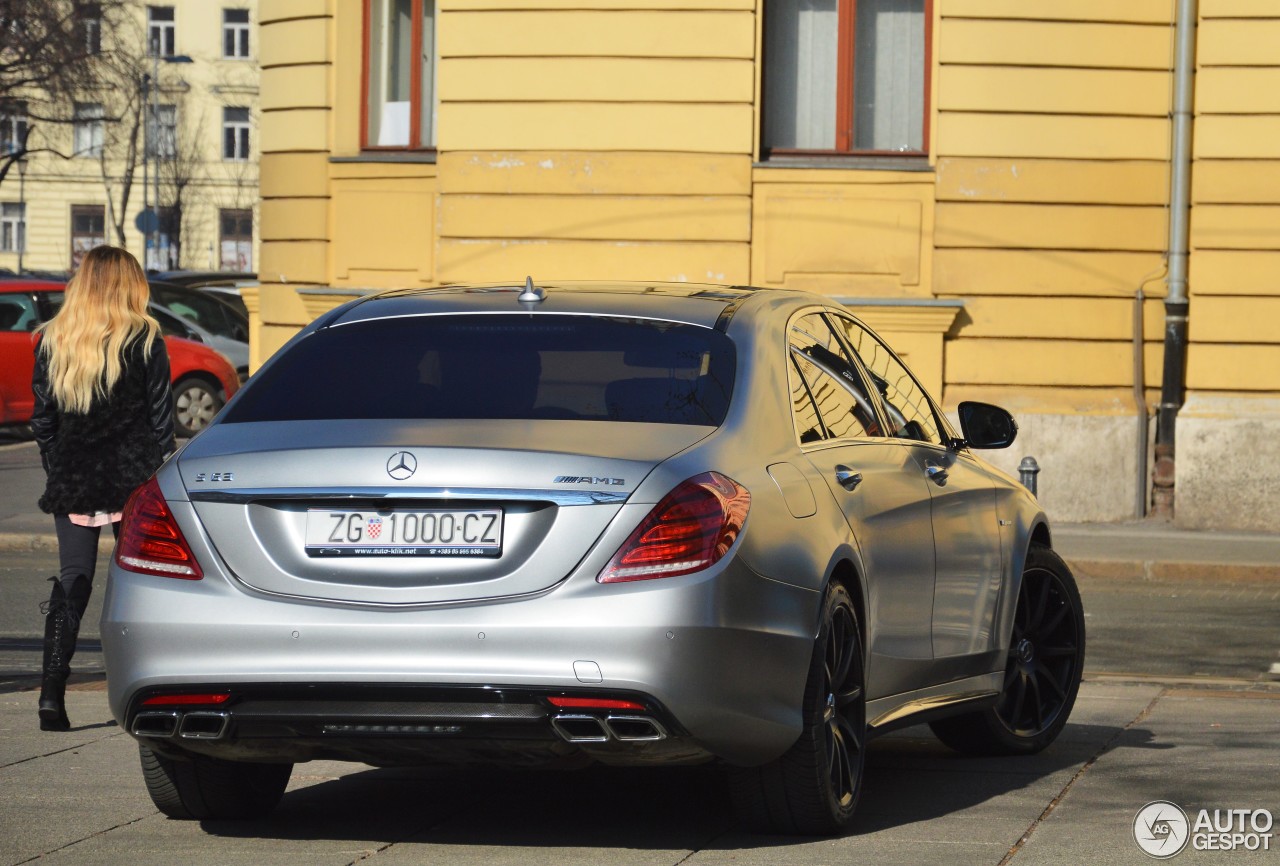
{"left": 729, "top": 581, "right": 866, "bottom": 835}
{"left": 930, "top": 544, "right": 1085, "bottom": 756}
{"left": 173, "top": 376, "right": 224, "bottom": 438}
{"left": 139, "top": 744, "right": 292, "bottom": 820}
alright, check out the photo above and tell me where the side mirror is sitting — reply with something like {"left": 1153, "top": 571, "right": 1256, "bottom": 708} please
{"left": 956, "top": 401, "right": 1017, "bottom": 450}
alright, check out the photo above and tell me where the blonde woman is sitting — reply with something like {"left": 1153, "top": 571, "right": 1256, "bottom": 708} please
{"left": 30, "top": 246, "right": 175, "bottom": 731}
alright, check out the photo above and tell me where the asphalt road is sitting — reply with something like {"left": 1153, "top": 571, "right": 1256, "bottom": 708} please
{"left": 2, "top": 550, "right": 1278, "bottom": 865}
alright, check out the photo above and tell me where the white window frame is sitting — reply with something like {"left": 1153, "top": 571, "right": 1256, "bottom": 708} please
{"left": 1, "top": 202, "right": 25, "bottom": 253}
{"left": 147, "top": 5, "right": 176, "bottom": 56}
{"left": 148, "top": 103, "right": 177, "bottom": 159}
{"left": 73, "top": 102, "right": 105, "bottom": 158}
{"left": 222, "top": 106, "right": 250, "bottom": 160}
{"left": 219, "top": 208, "right": 253, "bottom": 270}
{"left": 223, "top": 8, "right": 250, "bottom": 59}
{"left": 0, "top": 102, "right": 27, "bottom": 154}
{"left": 79, "top": 3, "right": 102, "bottom": 53}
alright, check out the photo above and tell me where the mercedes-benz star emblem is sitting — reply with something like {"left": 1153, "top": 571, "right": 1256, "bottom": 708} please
{"left": 386, "top": 451, "right": 417, "bottom": 481}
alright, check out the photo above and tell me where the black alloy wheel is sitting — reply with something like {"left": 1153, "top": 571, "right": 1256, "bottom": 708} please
{"left": 930, "top": 544, "right": 1085, "bottom": 755}
{"left": 730, "top": 581, "right": 866, "bottom": 835}
{"left": 999, "top": 558, "right": 1082, "bottom": 737}
{"left": 822, "top": 591, "right": 865, "bottom": 812}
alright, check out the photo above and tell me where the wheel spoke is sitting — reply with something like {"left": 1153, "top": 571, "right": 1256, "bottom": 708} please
{"left": 829, "top": 724, "right": 853, "bottom": 800}
{"left": 1028, "top": 673, "right": 1045, "bottom": 730}
{"left": 837, "top": 714, "right": 863, "bottom": 755}
{"left": 1039, "top": 603, "right": 1068, "bottom": 638}
{"left": 1039, "top": 667, "right": 1068, "bottom": 701}
{"left": 837, "top": 683, "right": 863, "bottom": 708}
{"left": 1039, "top": 643, "right": 1077, "bottom": 658}
{"left": 1003, "top": 663, "right": 1019, "bottom": 690}
{"left": 1029, "top": 574, "right": 1050, "bottom": 631}
{"left": 1008, "top": 672, "right": 1028, "bottom": 728}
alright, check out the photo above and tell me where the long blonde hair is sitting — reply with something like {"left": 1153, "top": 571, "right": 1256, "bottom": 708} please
{"left": 37, "top": 246, "right": 161, "bottom": 414}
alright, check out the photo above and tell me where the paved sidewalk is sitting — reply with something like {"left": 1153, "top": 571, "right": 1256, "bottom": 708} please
{"left": 3, "top": 435, "right": 1278, "bottom": 578}
{"left": 2, "top": 678, "right": 1277, "bottom": 865}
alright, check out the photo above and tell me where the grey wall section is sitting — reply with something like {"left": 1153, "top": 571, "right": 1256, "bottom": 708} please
{"left": 955, "top": 410, "right": 1152, "bottom": 524}
{"left": 1176, "top": 395, "right": 1280, "bottom": 532}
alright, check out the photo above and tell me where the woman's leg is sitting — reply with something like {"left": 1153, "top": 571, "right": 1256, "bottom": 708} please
{"left": 39, "top": 516, "right": 102, "bottom": 731}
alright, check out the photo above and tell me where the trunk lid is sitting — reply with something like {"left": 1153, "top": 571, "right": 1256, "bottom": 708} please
{"left": 178, "top": 419, "right": 709, "bottom": 605}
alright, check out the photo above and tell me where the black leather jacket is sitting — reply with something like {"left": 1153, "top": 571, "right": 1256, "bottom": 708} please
{"left": 32, "top": 335, "right": 176, "bottom": 514}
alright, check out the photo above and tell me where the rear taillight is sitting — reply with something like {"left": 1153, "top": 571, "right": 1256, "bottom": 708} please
{"left": 115, "top": 477, "right": 204, "bottom": 579}
{"left": 598, "top": 471, "right": 750, "bottom": 583}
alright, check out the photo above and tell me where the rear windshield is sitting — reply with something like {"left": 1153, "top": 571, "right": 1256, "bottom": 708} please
{"left": 224, "top": 314, "right": 736, "bottom": 425}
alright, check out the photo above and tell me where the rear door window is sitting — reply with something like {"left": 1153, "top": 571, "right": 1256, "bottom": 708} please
{"left": 787, "top": 312, "right": 883, "bottom": 442}
{"left": 224, "top": 314, "right": 736, "bottom": 425}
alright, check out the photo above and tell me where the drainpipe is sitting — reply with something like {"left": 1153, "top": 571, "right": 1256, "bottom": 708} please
{"left": 1152, "top": 0, "right": 1197, "bottom": 520}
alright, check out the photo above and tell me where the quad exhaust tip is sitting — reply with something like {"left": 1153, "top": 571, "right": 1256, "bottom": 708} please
{"left": 132, "top": 710, "right": 230, "bottom": 740}
{"left": 551, "top": 713, "right": 667, "bottom": 744}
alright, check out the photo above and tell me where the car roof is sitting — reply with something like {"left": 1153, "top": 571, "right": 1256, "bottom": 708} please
{"left": 324, "top": 281, "right": 796, "bottom": 330}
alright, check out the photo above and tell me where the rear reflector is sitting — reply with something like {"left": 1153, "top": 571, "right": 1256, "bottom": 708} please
{"left": 141, "top": 693, "right": 231, "bottom": 706}
{"left": 115, "top": 477, "right": 204, "bottom": 579}
{"left": 547, "top": 696, "right": 646, "bottom": 711}
{"left": 599, "top": 471, "right": 750, "bottom": 583}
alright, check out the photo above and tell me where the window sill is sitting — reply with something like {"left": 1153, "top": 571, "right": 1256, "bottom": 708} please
{"left": 331, "top": 152, "right": 438, "bottom": 164}
{"left": 755, "top": 155, "right": 933, "bottom": 173}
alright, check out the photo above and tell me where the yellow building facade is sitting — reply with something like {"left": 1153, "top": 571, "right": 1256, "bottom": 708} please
{"left": 256, "top": 0, "right": 1280, "bottom": 531}
{"left": 2, "top": 1, "right": 259, "bottom": 274}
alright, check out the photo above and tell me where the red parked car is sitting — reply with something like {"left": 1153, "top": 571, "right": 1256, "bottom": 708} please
{"left": 0, "top": 280, "right": 240, "bottom": 437}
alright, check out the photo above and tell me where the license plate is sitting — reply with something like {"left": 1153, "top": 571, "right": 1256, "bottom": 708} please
{"left": 305, "top": 508, "right": 503, "bottom": 557}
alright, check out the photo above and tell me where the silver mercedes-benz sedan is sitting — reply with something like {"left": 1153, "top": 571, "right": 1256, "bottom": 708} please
{"left": 103, "top": 281, "right": 1084, "bottom": 835}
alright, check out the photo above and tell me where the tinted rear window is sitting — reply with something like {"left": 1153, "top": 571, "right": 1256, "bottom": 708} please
{"left": 224, "top": 314, "right": 735, "bottom": 425}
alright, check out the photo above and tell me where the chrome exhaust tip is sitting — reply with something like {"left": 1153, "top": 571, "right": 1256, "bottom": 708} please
{"left": 132, "top": 711, "right": 180, "bottom": 738}
{"left": 177, "top": 711, "right": 230, "bottom": 740}
{"left": 550, "top": 714, "right": 610, "bottom": 743}
{"left": 605, "top": 715, "right": 667, "bottom": 742}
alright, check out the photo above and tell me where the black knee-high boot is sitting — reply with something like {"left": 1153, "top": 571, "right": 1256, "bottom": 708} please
{"left": 39, "top": 575, "right": 89, "bottom": 732}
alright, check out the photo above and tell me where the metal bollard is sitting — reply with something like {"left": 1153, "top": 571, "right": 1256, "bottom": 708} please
{"left": 1018, "top": 457, "right": 1040, "bottom": 497}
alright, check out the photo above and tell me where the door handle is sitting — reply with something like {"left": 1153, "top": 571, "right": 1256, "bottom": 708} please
{"left": 925, "top": 464, "right": 949, "bottom": 486}
{"left": 834, "top": 465, "right": 863, "bottom": 491}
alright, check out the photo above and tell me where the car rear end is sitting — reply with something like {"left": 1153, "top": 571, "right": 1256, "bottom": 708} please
{"left": 102, "top": 286, "right": 816, "bottom": 771}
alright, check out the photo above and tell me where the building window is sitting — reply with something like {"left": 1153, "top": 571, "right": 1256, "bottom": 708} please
{"left": 0, "top": 101, "right": 27, "bottom": 154}
{"left": 222, "top": 106, "right": 250, "bottom": 160}
{"left": 73, "top": 103, "right": 104, "bottom": 157}
{"left": 70, "top": 205, "right": 105, "bottom": 268}
{"left": 148, "top": 104, "right": 177, "bottom": 158}
{"left": 147, "top": 5, "right": 175, "bottom": 55}
{"left": 1, "top": 202, "right": 24, "bottom": 253}
{"left": 223, "top": 8, "right": 250, "bottom": 58}
{"left": 78, "top": 3, "right": 102, "bottom": 54}
{"left": 364, "top": 0, "right": 436, "bottom": 149}
{"left": 762, "top": 0, "right": 929, "bottom": 156}
{"left": 219, "top": 208, "right": 253, "bottom": 270}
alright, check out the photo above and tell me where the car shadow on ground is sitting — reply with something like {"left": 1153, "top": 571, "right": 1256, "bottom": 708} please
{"left": 196, "top": 721, "right": 1172, "bottom": 848}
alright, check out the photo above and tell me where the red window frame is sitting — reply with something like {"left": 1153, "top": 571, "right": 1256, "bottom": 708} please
{"left": 762, "top": 0, "right": 933, "bottom": 159}
{"left": 360, "top": 0, "right": 433, "bottom": 152}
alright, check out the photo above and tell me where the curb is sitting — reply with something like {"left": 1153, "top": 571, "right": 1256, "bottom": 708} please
{"left": 0, "top": 532, "right": 58, "bottom": 553}
{"left": 1066, "top": 557, "right": 1280, "bottom": 582}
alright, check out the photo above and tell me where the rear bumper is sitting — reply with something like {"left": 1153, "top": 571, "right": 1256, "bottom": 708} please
{"left": 102, "top": 554, "right": 819, "bottom": 767}
{"left": 125, "top": 682, "right": 709, "bottom": 768}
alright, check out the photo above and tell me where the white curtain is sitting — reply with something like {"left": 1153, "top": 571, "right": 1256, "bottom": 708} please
{"left": 764, "top": 0, "right": 838, "bottom": 150}
{"left": 854, "top": 0, "right": 924, "bottom": 152}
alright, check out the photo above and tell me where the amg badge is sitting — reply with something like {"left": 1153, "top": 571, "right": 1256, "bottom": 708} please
{"left": 553, "top": 476, "right": 625, "bottom": 486}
